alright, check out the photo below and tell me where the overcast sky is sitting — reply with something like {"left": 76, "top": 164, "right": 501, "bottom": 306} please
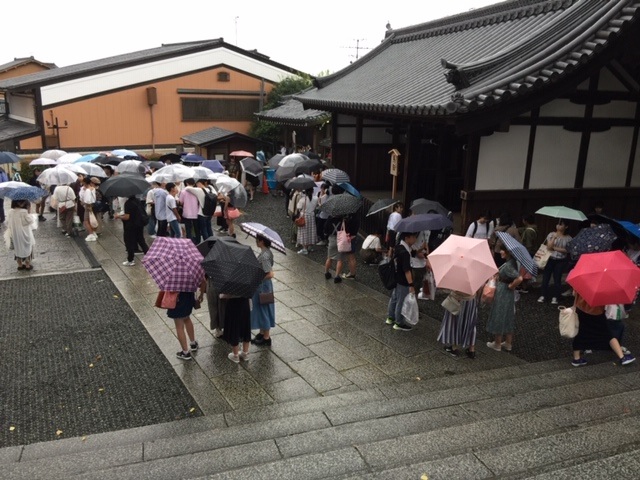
{"left": 6, "top": 0, "right": 501, "bottom": 76}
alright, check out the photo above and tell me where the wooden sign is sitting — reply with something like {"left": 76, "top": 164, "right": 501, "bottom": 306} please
{"left": 388, "top": 149, "right": 401, "bottom": 176}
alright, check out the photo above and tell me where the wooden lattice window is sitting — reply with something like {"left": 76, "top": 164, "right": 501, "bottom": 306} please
{"left": 217, "top": 72, "right": 230, "bottom": 82}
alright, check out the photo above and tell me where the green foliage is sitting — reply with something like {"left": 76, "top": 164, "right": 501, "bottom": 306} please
{"left": 249, "top": 75, "right": 314, "bottom": 146}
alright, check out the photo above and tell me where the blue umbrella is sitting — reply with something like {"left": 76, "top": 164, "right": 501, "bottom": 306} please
{"left": 202, "top": 160, "right": 224, "bottom": 173}
{"left": 567, "top": 224, "right": 617, "bottom": 260}
{"left": 111, "top": 149, "right": 138, "bottom": 158}
{"left": 337, "top": 182, "right": 361, "bottom": 198}
{"left": 2, "top": 186, "right": 47, "bottom": 202}
{"left": 395, "top": 213, "right": 453, "bottom": 233}
{"left": 73, "top": 153, "right": 100, "bottom": 163}
{"left": 183, "top": 153, "right": 205, "bottom": 163}
{"left": 619, "top": 221, "right": 640, "bottom": 241}
{"left": 496, "top": 231, "right": 538, "bottom": 276}
{"left": 0, "top": 151, "right": 21, "bottom": 164}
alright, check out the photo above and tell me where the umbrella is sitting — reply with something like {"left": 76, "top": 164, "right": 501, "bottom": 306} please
{"left": 147, "top": 161, "right": 165, "bottom": 170}
{"left": 0, "top": 151, "right": 21, "bottom": 164}
{"left": 395, "top": 213, "right": 453, "bottom": 233}
{"left": 29, "top": 158, "right": 58, "bottom": 166}
{"left": 56, "top": 153, "right": 83, "bottom": 164}
{"left": 202, "top": 160, "right": 224, "bottom": 173}
{"left": 37, "top": 166, "right": 78, "bottom": 185}
{"left": 142, "top": 237, "right": 206, "bottom": 292}
{"left": 183, "top": 153, "right": 205, "bottom": 163}
{"left": 322, "top": 168, "right": 350, "bottom": 184}
{"left": 191, "top": 166, "right": 215, "bottom": 181}
{"left": 73, "top": 153, "right": 100, "bottom": 163}
{"left": 40, "top": 149, "right": 67, "bottom": 160}
{"left": 495, "top": 231, "right": 538, "bottom": 276}
{"left": 267, "top": 154, "right": 285, "bottom": 168}
{"left": 0, "top": 181, "right": 30, "bottom": 197}
{"left": 536, "top": 206, "right": 587, "bottom": 222}
{"left": 427, "top": 234, "right": 498, "bottom": 296}
{"left": 410, "top": 199, "right": 450, "bottom": 217}
{"left": 319, "top": 193, "right": 362, "bottom": 217}
{"left": 159, "top": 153, "right": 182, "bottom": 164}
{"left": 293, "top": 158, "right": 322, "bottom": 175}
{"left": 230, "top": 150, "right": 253, "bottom": 158}
{"left": 112, "top": 149, "right": 138, "bottom": 158}
{"left": 566, "top": 250, "right": 640, "bottom": 306}
{"left": 275, "top": 165, "right": 297, "bottom": 183}
{"left": 151, "top": 164, "right": 195, "bottom": 182}
{"left": 103, "top": 157, "right": 122, "bottom": 166}
{"left": 90, "top": 154, "right": 112, "bottom": 165}
{"left": 116, "top": 159, "right": 144, "bottom": 175}
{"left": 567, "top": 224, "right": 617, "bottom": 260}
{"left": 59, "top": 164, "right": 87, "bottom": 175}
{"left": 79, "top": 163, "right": 108, "bottom": 178}
{"left": 215, "top": 176, "right": 248, "bottom": 208}
{"left": 196, "top": 235, "right": 224, "bottom": 257}
{"left": 285, "top": 174, "right": 315, "bottom": 191}
{"left": 620, "top": 221, "right": 640, "bottom": 240}
{"left": 99, "top": 174, "right": 150, "bottom": 197}
{"left": 278, "top": 153, "right": 308, "bottom": 168}
{"left": 0, "top": 186, "right": 48, "bottom": 202}
{"left": 337, "top": 182, "right": 361, "bottom": 198}
{"left": 201, "top": 237, "right": 265, "bottom": 297}
{"left": 367, "top": 198, "right": 399, "bottom": 216}
{"left": 240, "top": 157, "right": 263, "bottom": 176}
{"left": 240, "top": 222, "right": 286, "bottom": 254}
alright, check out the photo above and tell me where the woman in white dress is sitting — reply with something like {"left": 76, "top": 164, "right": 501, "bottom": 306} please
{"left": 6, "top": 200, "right": 36, "bottom": 270}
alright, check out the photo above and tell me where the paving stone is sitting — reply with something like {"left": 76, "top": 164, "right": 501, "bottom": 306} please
{"left": 210, "top": 368, "right": 274, "bottom": 410}
{"left": 262, "top": 376, "right": 320, "bottom": 403}
{"left": 194, "top": 344, "right": 243, "bottom": 378}
{"left": 272, "top": 303, "right": 303, "bottom": 323}
{"left": 173, "top": 363, "right": 232, "bottom": 415}
{"left": 526, "top": 448, "right": 640, "bottom": 480}
{"left": 318, "top": 320, "right": 380, "bottom": 349}
{"left": 309, "top": 339, "right": 368, "bottom": 371}
{"left": 297, "top": 304, "right": 342, "bottom": 326}
{"left": 239, "top": 349, "right": 298, "bottom": 386}
{"left": 289, "top": 356, "right": 353, "bottom": 393}
{"left": 353, "top": 342, "right": 416, "bottom": 375}
{"left": 268, "top": 331, "right": 315, "bottom": 363}
{"left": 0, "top": 446, "right": 22, "bottom": 464}
{"left": 279, "top": 319, "right": 332, "bottom": 345}
{"left": 340, "top": 364, "right": 395, "bottom": 389}
{"left": 274, "top": 289, "right": 315, "bottom": 309}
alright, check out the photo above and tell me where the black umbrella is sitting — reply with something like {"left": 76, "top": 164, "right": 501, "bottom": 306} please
{"left": 285, "top": 175, "right": 315, "bottom": 191}
{"left": 90, "top": 154, "right": 112, "bottom": 165}
{"left": 366, "top": 198, "right": 399, "bottom": 216}
{"left": 319, "top": 193, "right": 362, "bottom": 217}
{"left": 201, "top": 238, "right": 265, "bottom": 298}
{"left": 147, "top": 161, "right": 165, "bottom": 170}
{"left": 99, "top": 173, "right": 150, "bottom": 197}
{"left": 267, "top": 154, "right": 285, "bottom": 168}
{"left": 159, "top": 153, "right": 182, "bottom": 164}
{"left": 293, "top": 158, "right": 323, "bottom": 176}
{"left": 240, "top": 157, "right": 263, "bottom": 176}
{"left": 395, "top": 213, "right": 453, "bottom": 233}
{"left": 410, "top": 199, "right": 450, "bottom": 217}
{"left": 196, "top": 235, "right": 230, "bottom": 257}
{"left": 275, "top": 165, "right": 296, "bottom": 183}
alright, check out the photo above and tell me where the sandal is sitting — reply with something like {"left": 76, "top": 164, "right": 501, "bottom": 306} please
{"left": 25, "top": 265, "right": 33, "bottom": 271}
{"left": 17, "top": 265, "right": 26, "bottom": 271}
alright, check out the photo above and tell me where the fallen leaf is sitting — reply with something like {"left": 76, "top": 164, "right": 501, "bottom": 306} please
{"left": 95, "top": 355, "right": 102, "bottom": 361}
{"left": 56, "top": 430, "right": 63, "bottom": 436}
{"left": 189, "top": 407, "right": 196, "bottom": 413}
{"left": 89, "top": 363, "right": 94, "bottom": 368}
{"left": 421, "top": 475, "right": 429, "bottom": 480}
{"left": 113, "top": 295, "right": 119, "bottom": 299}
{"left": 82, "top": 436, "right": 87, "bottom": 441}
{"left": 9, "top": 426, "right": 15, "bottom": 432}
{"left": 415, "top": 377, "right": 421, "bottom": 381}
{"left": 98, "top": 388, "right": 105, "bottom": 393}
{"left": 64, "top": 347, "right": 69, "bottom": 352}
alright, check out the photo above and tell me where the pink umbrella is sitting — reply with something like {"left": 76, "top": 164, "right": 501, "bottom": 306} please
{"left": 427, "top": 234, "right": 498, "bottom": 295}
{"left": 230, "top": 150, "right": 253, "bottom": 158}
{"left": 141, "top": 237, "right": 205, "bottom": 292}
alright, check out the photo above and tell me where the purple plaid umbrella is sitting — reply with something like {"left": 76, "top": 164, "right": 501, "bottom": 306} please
{"left": 142, "top": 237, "right": 205, "bottom": 292}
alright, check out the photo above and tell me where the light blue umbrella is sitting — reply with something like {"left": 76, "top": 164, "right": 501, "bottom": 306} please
{"left": 337, "top": 182, "right": 361, "bottom": 198}
{"left": 111, "top": 149, "right": 138, "bottom": 158}
{"left": 1, "top": 186, "right": 47, "bottom": 202}
{"left": 73, "top": 153, "right": 100, "bottom": 163}
{"left": 496, "top": 231, "right": 537, "bottom": 276}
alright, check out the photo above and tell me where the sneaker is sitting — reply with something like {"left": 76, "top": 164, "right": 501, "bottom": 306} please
{"left": 315, "top": 240, "right": 327, "bottom": 246}
{"left": 537, "top": 296, "right": 545, "bottom": 303}
{"left": 620, "top": 354, "right": 636, "bottom": 366}
{"left": 445, "top": 346, "right": 460, "bottom": 357}
{"left": 324, "top": 272, "right": 332, "bottom": 280}
{"left": 515, "top": 288, "right": 528, "bottom": 294}
{"left": 239, "top": 351, "right": 249, "bottom": 360}
{"left": 571, "top": 358, "right": 587, "bottom": 367}
{"left": 251, "top": 333, "right": 264, "bottom": 344}
{"left": 501, "top": 341, "right": 513, "bottom": 352}
{"left": 341, "top": 273, "right": 356, "bottom": 280}
{"left": 227, "top": 352, "right": 240, "bottom": 363}
{"left": 621, "top": 346, "right": 631, "bottom": 355}
{"left": 551, "top": 297, "right": 558, "bottom": 305}
{"left": 122, "top": 261, "right": 135, "bottom": 266}
{"left": 149, "top": 234, "right": 157, "bottom": 238}
{"left": 297, "top": 248, "right": 309, "bottom": 255}
{"left": 253, "top": 337, "right": 272, "bottom": 346}
{"left": 213, "top": 328, "right": 224, "bottom": 338}
{"left": 38, "top": 215, "right": 46, "bottom": 222}
{"left": 466, "top": 349, "right": 476, "bottom": 359}
{"left": 385, "top": 317, "right": 395, "bottom": 325}
{"left": 85, "top": 234, "right": 97, "bottom": 242}
{"left": 561, "top": 290, "right": 574, "bottom": 297}
{"left": 393, "top": 323, "right": 413, "bottom": 331}
{"left": 486, "top": 341, "right": 502, "bottom": 352}
{"left": 190, "top": 341, "right": 199, "bottom": 352}
{"left": 176, "top": 351, "right": 192, "bottom": 361}
{"left": 334, "top": 276, "right": 342, "bottom": 284}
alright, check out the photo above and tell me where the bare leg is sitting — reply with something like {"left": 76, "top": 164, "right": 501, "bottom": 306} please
{"left": 173, "top": 318, "right": 189, "bottom": 352}
{"left": 610, "top": 338, "right": 624, "bottom": 358}
{"left": 184, "top": 317, "right": 195, "bottom": 343}
{"left": 324, "top": 258, "right": 332, "bottom": 274}
{"left": 262, "top": 328, "right": 270, "bottom": 340}
{"left": 348, "top": 253, "right": 356, "bottom": 275}
{"left": 573, "top": 349, "right": 582, "bottom": 360}
{"left": 242, "top": 341, "right": 250, "bottom": 354}
{"left": 232, "top": 345, "right": 240, "bottom": 356}
{"left": 336, "top": 259, "right": 344, "bottom": 277}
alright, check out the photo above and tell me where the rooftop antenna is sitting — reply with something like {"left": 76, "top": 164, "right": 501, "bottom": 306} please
{"left": 235, "top": 16, "right": 239, "bottom": 46}
{"left": 341, "top": 39, "right": 373, "bottom": 64}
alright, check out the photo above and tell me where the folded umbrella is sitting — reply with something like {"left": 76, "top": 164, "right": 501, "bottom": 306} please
{"left": 427, "top": 234, "right": 498, "bottom": 296}
{"left": 201, "top": 238, "right": 265, "bottom": 298}
{"left": 240, "top": 157, "right": 263, "bottom": 176}
{"left": 395, "top": 213, "right": 453, "bottom": 233}
{"left": 366, "top": 198, "right": 399, "bottom": 216}
{"left": 536, "top": 206, "right": 587, "bottom": 222}
{"left": 567, "top": 250, "right": 640, "bottom": 306}
{"left": 142, "top": 237, "right": 206, "bottom": 292}
{"left": 322, "top": 168, "right": 350, "bottom": 184}
{"left": 496, "top": 231, "right": 537, "bottom": 276}
{"left": 319, "top": 193, "right": 362, "bottom": 217}
{"left": 285, "top": 175, "right": 315, "bottom": 191}
{"left": 99, "top": 174, "right": 150, "bottom": 197}
{"left": 567, "top": 224, "right": 617, "bottom": 260}
{"left": 1, "top": 186, "right": 48, "bottom": 202}
{"left": 240, "top": 222, "right": 286, "bottom": 254}
{"left": 410, "top": 199, "right": 450, "bottom": 217}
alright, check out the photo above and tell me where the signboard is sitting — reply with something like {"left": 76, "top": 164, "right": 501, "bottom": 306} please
{"left": 388, "top": 148, "right": 401, "bottom": 176}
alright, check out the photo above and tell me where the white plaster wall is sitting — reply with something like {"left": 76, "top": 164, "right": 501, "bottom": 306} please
{"left": 7, "top": 93, "right": 35, "bottom": 123}
{"left": 583, "top": 128, "right": 633, "bottom": 188}
{"left": 592, "top": 101, "right": 636, "bottom": 119}
{"left": 476, "top": 126, "right": 529, "bottom": 190}
{"left": 538, "top": 99, "right": 585, "bottom": 117}
{"left": 529, "top": 127, "right": 580, "bottom": 188}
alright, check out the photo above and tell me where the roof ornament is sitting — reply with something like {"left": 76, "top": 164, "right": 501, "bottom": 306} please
{"left": 442, "top": 60, "right": 470, "bottom": 89}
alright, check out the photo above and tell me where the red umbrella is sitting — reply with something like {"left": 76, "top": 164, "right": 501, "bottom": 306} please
{"left": 142, "top": 237, "right": 205, "bottom": 292}
{"left": 566, "top": 251, "right": 640, "bottom": 306}
{"left": 230, "top": 150, "right": 253, "bottom": 158}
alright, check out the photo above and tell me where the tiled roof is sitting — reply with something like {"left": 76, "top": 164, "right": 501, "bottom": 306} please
{"left": 254, "top": 98, "right": 330, "bottom": 126}
{"left": 0, "top": 117, "right": 40, "bottom": 143}
{"left": 297, "top": 0, "right": 640, "bottom": 117}
{"left": 0, "top": 40, "right": 299, "bottom": 91}
{"left": 0, "top": 57, "right": 56, "bottom": 73}
{"left": 181, "top": 126, "right": 257, "bottom": 146}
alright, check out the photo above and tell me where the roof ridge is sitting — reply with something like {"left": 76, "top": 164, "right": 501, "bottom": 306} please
{"left": 389, "top": 0, "right": 576, "bottom": 43}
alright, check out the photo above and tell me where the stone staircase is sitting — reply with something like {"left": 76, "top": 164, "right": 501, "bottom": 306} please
{"left": 2, "top": 358, "right": 640, "bottom": 479}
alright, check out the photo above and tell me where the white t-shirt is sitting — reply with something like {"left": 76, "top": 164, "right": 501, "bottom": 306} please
{"left": 410, "top": 231, "right": 430, "bottom": 268}
{"left": 387, "top": 211, "right": 402, "bottom": 231}
{"left": 465, "top": 220, "right": 494, "bottom": 239}
{"left": 362, "top": 235, "right": 382, "bottom": 250}
{"left": 166, "top": 195, "right": 178, "bottom": 222}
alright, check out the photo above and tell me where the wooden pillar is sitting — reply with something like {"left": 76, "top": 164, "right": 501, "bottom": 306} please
{"left": 401, "top": 124, "right": 422, "bottom": 206}
{"left": 354, "top": 117, "right": 362, "bottom": 184}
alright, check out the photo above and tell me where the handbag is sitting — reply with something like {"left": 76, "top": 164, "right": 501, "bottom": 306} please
{"left": 226, "top": 207, "right": 240, "bottom": 219}
{"left": 89, "top": 212, "right": 99, "bottom": 229}
{"left": 441, "top": 293, "right": 461, "bottom": 316}
{"left": 294, "top": 197, "right": 306, "bottom": 226}
{"left": 419, "top": 269, "right": 436, "bottom": 301}
{"left": 213, "top": 205, "right": 223, "bottom": 217}
{"left": 401, "top": 293, "right": 419, "bottom": 326}
{"left": 259, "top": 292, "right": 275, "bottom": 304}
{"left": 378, "top": 258, "right": 397, "bottom": 290}
{"left": 481, "top": 278, "right": 496, "bottom": 304}
{"left": 558, "top": 306, "right": 579, "bottom": 338}
{"left": 155, "top": 291, "right": 178, "bottom": 309}
{"left": 337, "top": 220, "right": 351, "bottom": 252}
{"left": 534, "top": 243, "right": 551, "bottom": 269}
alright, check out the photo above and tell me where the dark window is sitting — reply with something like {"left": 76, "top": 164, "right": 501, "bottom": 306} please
{"left": 0, "top": 100, "right": 6, "bottom": 115}
{"left": 181, "top": 98, "right": 260, "bottom": 121}
{"left": 217, "top": 72, "right": 230, "bottom": 82}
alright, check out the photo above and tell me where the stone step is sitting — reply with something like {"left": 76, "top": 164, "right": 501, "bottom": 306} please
{"left": 4, "top": 365, "right": 639, "bottom": 479}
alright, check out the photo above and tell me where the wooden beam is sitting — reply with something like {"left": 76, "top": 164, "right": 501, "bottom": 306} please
{"left": 523, "top": 108, "right": 539, "bottom": 189}
{"left": 574, "top": 75, "right": 599, "bottom": 188}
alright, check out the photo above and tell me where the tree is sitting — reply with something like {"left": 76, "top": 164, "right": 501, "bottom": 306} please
{"left": 249, "top": 75, "right": 313, "bottom": 148}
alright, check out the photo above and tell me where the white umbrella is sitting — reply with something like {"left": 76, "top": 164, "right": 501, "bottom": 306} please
{"left": 40, "top": 149, "right": 67, "bottom": 160}
{"left": 116, "top": 159, "right": 144, "bottom": 175}
{"left": 56, "top": 153, "right": 83, "bottom": 164}
{"left": 59, "top": 163, "right": 87, "bottom": 175}
{"left": 191, "top": 166, "right": 214, "bottom": 181}
{"left": 29, "top": 157, "right": 58, "bottom": 166}
{"left": 152, "top": 164, "right": 195, "bottom": 182}
{"left": 278, "top": 153, "right": 309, "bottom": 168}
{"left": 37, "top": 166, "right": 78, "bottom": 185}
{"left": 79, "top": 163, "right": 108, "bottom": 177}
{"left": 215, "top": 176, "right": 241, "bottom": 193}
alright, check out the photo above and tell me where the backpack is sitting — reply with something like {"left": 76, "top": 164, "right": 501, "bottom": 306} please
{"left": 201, "top": 187, "right": 218, "bottom": 217}
{"left": 138, "top": 199, "right": 150, "bottom": 226}
{"left": 471, "top": 219, "right": 495, "bottom": 238}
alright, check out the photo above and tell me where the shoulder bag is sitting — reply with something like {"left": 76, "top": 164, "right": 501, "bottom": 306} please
{"left": 558, "top": 306, "right": 579, "bottom": 338}
{"left": 534, "top": 243, "right": 551, "bottom": 269}
{"left": 377, "top": 257, "right": 397, "bottom": 290}
{"left": 294, "top": 198, "right": 307, "bottom": 227}
{"left": 337, "top": 219, "right": 351, "bottom": 252}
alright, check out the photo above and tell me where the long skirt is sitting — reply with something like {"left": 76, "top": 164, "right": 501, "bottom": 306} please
{"left": 486, "top": 283, "right": 516, "bottom": 335}
{"left": 296, "top": 212, "right": 317, "bottom": 246}
{"left": 251, "top": 279, "right": 275, "bottom": 330}
{"left": 438, "top": 298, "right": 478, "bottom": 348}
{"left": 572, "top": 310, "right": 614, "bottom": 352}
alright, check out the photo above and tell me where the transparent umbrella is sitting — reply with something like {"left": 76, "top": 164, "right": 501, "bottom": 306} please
{"left": 40, "top": 149, "right": 67, "bottom": 160}
{"left": 37, "top": 166, "right": 78, "bottom": 185}
{"left": 116, "top": 159, "right": 144, "bottom": 175}
{"left": 151, "top": 164, "right": 195, "bottom": 182}
{"left": 56, "top": 153, "right": 83, "bottom": 164}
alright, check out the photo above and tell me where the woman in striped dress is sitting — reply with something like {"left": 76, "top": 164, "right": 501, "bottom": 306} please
{"left": 438, "top": 291, "right": 479, "bottom": 359}
{"left": 295, "top": 188, "right": 318, "bottom": 255}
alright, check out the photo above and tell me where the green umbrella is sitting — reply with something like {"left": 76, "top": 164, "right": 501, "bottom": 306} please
{"left": 535, "top": 206, "right": 587, "bottom": 222}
